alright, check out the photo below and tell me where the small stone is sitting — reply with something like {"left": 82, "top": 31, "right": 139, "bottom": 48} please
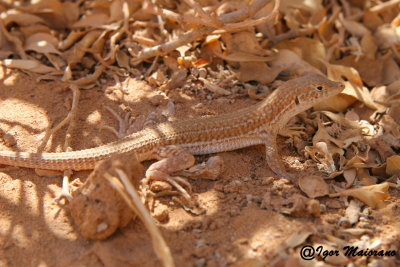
{"left": 152, "top": 203, "right": 169, "bottom": 222}
{"left": 320, "top": 203, "right": 327, "bottom": 213}
{"left": 194, "top": 258, "right": 206, "bottom": 267}
{"left": 2, "top": 133, "right": 16, "bottom": 146}
{"left": 149, "top": 94, "right": 167, "bottom": 106}
{"left": 326, "top": 199, "right": 342, "bottom": 209}
{"left": 246, "top": 194, "right": 253, "bottom": 203}
{"left": 97, "top": 222, "right": 108, "bottom": 232}
{"left": 307, "top": 199, "right": 321, "bottom": 216}
{"left": 261, "top": 176, "right": 274, "bottom": 185}
{"left": 338, "top": 217, "right": 350, "bottom": 227}
{"left": 198, "top": 68, "right": 207, "bottom": 78}
{"left": 191, "top": 67, "right": 199, "bottom": 77}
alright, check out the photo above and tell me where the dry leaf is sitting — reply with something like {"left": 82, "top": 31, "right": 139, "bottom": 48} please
{"left": 335, "top": 55, "right": 383, "bottom": 86}
{"left": 215, "top": 51, "right": 274, "bottom": 62}
{"left": 274, "top": 37, "right": 326, "bottom": 71}
{"left": 224, "top": 31, "right": 272, "bottom": 56}
{"left": 329, "top": 183, "right": 390, "bottom": 208}
{"left": 381, "top": 57, "right": 400, "bottom": 85}
{"left": 1, "top": 59, "right": 57, "bottom": 74}
{"left": 316, "top": 62, "right": 378, "bottom": 111}
{"left": 64, "top": 30, "right": 103, "bottom": 64}
{"left": 236, "top": 62, "right": 282, "bottom": 84}
{"left": 345, "top": 199, "right": 361, "bottom": 225}
{"left": 72, "top": 13, "right": 109, "bottom": 28}
{"left": 285, "top": 230, "right": 313, "bottom": 248}
{"left": 24, "top": 32, "right": 61, "bottom": 55}
{"left": 374, "top": 24, "right": 400, "bottom": 49}
{"left": 109, "top": 0, "right": 126, "bottom": 23}
{"left": 1, "top": 9, "right": 45, "bottom": 26}
{"left": 340, "top": 15, "right": 370, "bottom": 37}
{"left": 116, "top": 50, "right": 130, "bottom": 69}
{"left": 343, "top": 168, "right": 357, "bottom": 188}
{"left": 298, "top": 175, "right": 330, "bottom": 198}
{"left": 198, "top": 78, "right": 231, "bottom": 95}
{"left": 269, "top": 49, "right": 323, "bottom": 76}
{"left": 386, "top": 155, "right": 400, "bottom": 176}
{"left": 361, "top": 32, "right": 377, "bottom": 59}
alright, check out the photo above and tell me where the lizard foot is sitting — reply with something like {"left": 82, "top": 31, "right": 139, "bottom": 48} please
{"left": 101, "top": 106, "right": 135, "bottom": 138}
{"left": 279, "top": 126, "right": 307, "bottom": 138}
{"left": 53, "top": 169, "right": 83, "bottom": 205}
{"left": 101, "top": 106, "right": 167, "bottom": 138}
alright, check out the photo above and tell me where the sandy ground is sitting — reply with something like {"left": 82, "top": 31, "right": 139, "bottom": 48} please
{"left": 0, "top": 69, "right": 399, "bottom": 266}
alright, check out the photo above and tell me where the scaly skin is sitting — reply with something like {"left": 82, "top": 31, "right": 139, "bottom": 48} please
{"left": 0, "top": 73, "right": 344, "bottom": 176}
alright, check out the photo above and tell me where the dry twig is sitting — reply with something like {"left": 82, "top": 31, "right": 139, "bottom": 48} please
{"left": 104, "top": 169, "right": 175, "bottom": 267}
{"left": 132, "top": 0, "right": 280, "bottom": 64}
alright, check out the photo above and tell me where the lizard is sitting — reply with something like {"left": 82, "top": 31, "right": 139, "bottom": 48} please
{"left": 0, "top": 73, "right": 344, "bottom": 181}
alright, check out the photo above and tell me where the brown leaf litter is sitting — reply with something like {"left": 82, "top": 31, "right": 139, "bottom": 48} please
{"left": 0, "top": 0, "right": 400, "bottom": 266}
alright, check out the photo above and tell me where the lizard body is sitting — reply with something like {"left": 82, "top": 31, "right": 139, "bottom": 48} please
{"left": 0, "top": 73, "right": 344, "bottom": 177}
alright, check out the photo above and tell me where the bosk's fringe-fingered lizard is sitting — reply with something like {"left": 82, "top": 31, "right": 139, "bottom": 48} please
{"left": 0, "top": 73, "right": 344, "bottom": 177}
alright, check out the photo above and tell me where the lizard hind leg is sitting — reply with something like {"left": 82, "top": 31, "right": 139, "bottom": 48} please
{"left": 145, "top": 145, "right": 195, "bottom": 199}
{"left": 147, "top": 145, "right": 196, "bottom": 177}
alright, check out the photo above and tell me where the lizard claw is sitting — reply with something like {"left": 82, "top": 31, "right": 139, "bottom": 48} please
{"left": 279, "top": 126, "right": 307, "bottom": 138}
{"left": 101, "top": 106, "right": 135, "bottom": 138}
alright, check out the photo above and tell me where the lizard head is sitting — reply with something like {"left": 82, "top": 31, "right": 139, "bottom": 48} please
{"left": 292, "top": 73, "right": 345, "bottom": 108}
{"left": 269, "top": 73, "right": 345, "bottom": 128}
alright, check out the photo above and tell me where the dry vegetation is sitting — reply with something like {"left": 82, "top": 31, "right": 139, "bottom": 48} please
{"left": 0, "top": 0, "right": 400, "bottom": 266}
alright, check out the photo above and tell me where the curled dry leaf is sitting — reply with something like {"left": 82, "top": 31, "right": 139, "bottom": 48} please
{"left": 24, "top": 33, "right": 61, "bottom": 55}
{"left": 204, "top": 34, "right": 221, "bottom": 45}
{"left": 305, "top": 142, "right": 336, "bottom": 174}
{"left": 72, "top": 13, "right": 109, "bottom": 28}
{"left": 326, "top": 62, "right": 378, "bottom": 110}
{"left": 1, "top": 9, "right": 45, "bottom": 26}
{"left": 374, "top": 24, "right": 400, "bottom": 49}
{"left": 312, "top": 115, "right": 344, "bottom": 149}
{"left": 340, "top": 14, "right": 369, "bottom": 37}
{"left": 1, "top": 59, "right": 58, "bottom": 74}
{"left": 198, "top": 77, "right": 231, "bottom": 95}
{"left": 59, "top": 31, "right": 87, "bottom": 51}
{"left": 298, "top": 175, "right": 330, "bottom": 198}
{"left": 329, "top": 183, "right": 390, "bottom": 209}
{"left": 284, "top": 230, "right": 313, "bottom": 248}
{"left": 64, "top": 30, "right": 103, "bottom": 64}
{"left": 345, "top": 199, "right": 361, "bottom": 225}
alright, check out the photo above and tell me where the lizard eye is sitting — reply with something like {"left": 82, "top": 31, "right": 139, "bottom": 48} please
{"left": 316, "top": 85, "right": 323, "bottom": 91}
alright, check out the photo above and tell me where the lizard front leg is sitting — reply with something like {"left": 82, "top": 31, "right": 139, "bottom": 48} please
{"left": 264, "top": 133, "right": 292, "bottom": 179}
